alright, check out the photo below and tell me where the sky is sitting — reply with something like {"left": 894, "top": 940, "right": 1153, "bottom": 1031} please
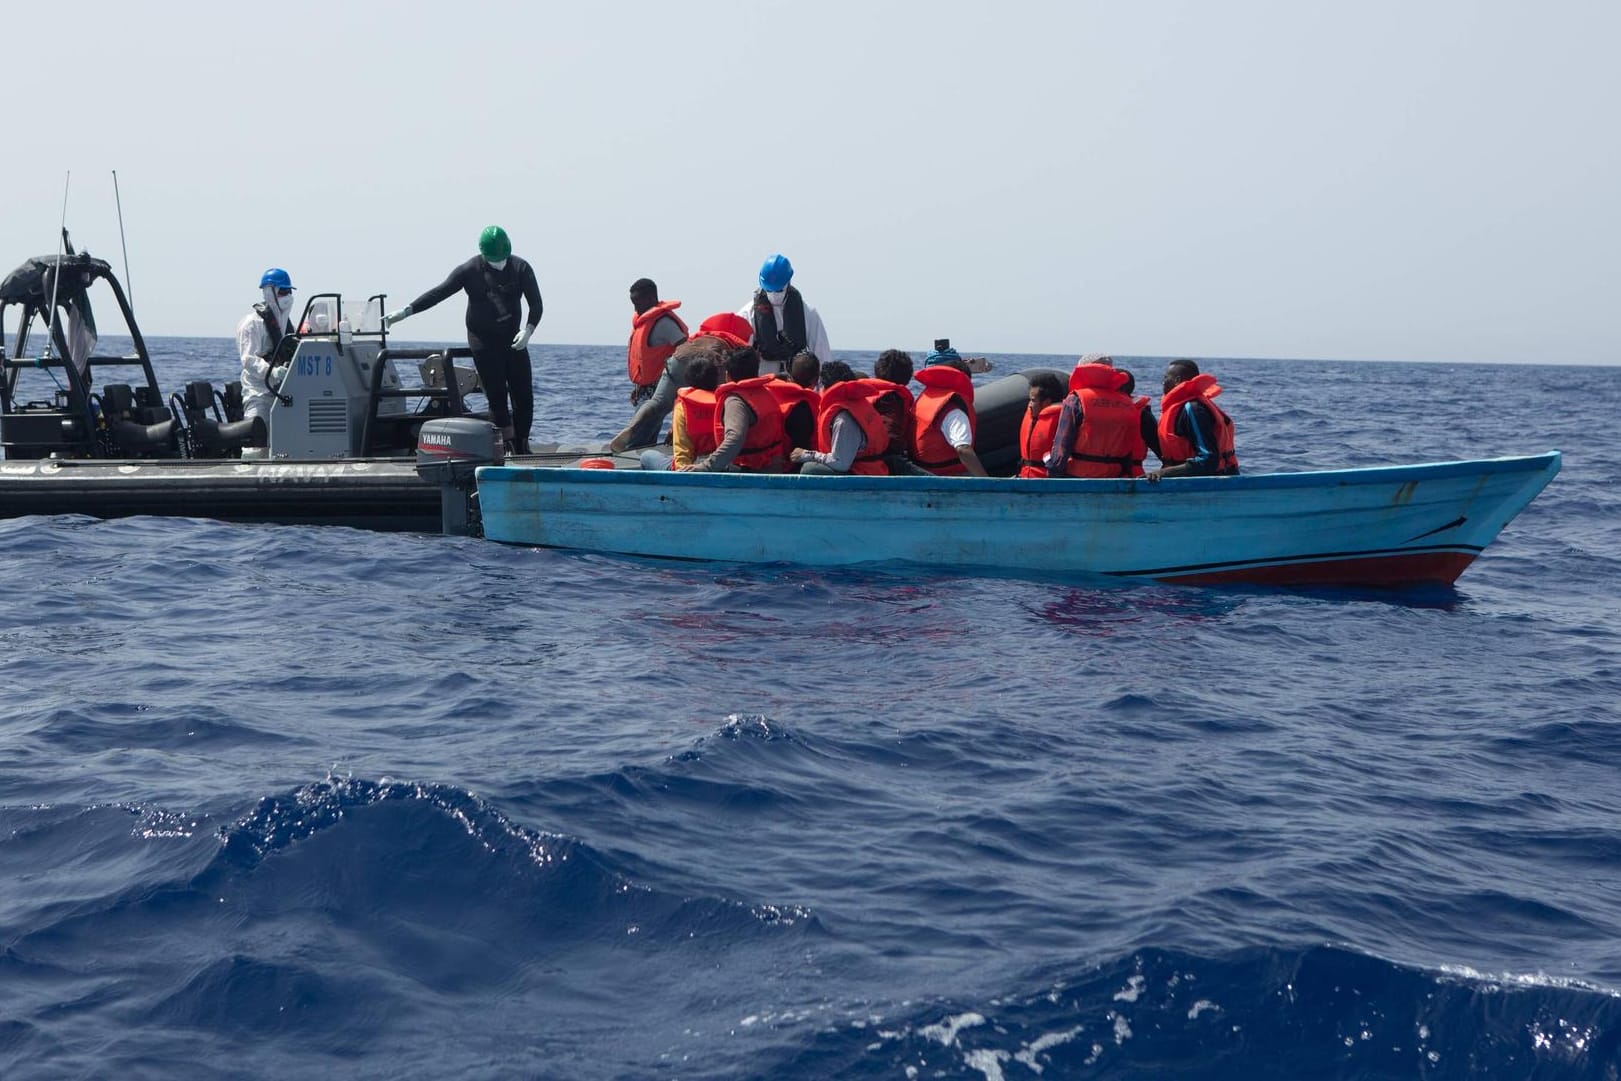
{"left": 4, "top": 0, "right": 1617, "bottom": 364}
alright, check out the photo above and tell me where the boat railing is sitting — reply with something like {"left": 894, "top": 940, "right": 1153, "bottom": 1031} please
{"left": 358, "top": 346, "right": 481, "bottom": 456}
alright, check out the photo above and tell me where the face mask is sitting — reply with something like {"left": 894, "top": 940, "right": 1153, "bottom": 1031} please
{"left": 485, "top": 258, "right": 508, "bottom": 271}
{"left": 765, "top": 290, "right": 786, "bottom": 304}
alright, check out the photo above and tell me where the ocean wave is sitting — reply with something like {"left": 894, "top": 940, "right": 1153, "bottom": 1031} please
{"left": 763, "top": 945, "right": 1621, "bottom": 1081}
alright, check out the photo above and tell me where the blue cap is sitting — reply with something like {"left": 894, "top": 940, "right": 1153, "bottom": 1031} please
{"left": 259, "top": 267, "right": 294, "bottom": 290}
{"left": 758, "top": 253, "right": 793, "bottom": 292}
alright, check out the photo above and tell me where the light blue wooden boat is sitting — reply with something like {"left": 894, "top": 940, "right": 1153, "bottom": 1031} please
{"left": 474, "top": 452, "right": 1560, "bottom": 588}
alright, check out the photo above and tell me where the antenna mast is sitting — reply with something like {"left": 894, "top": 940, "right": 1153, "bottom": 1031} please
{"left": 113, "top": 170, "right": 134, "bottom": 310}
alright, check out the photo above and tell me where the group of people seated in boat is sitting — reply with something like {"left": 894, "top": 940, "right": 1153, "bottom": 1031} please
{"left": 616, "top": 259, "right": 1238, "bottom": 480}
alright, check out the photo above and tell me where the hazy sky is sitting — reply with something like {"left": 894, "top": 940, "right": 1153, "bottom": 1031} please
{"left": 5, "top": 0, "right": 1616, "bottom": 364}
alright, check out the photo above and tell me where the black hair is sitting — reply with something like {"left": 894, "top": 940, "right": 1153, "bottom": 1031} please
{"left": 629, "top": 278, "right": 658, "bottom": 297}
{"left": 932, "top": 357, "right": 972, "bottom": 377}
{"left": 874, "top": 349, "right": 914, "bottom": 385}
{"left": 819, "top": 359, "right": 857, "bottom": 388}
{"left": 725, "top": 346, "right": 761, "bottom": 382}
{"left": 1028, "top": 372, "right": 1064, "bottom": 401}
{"left": 685, "top": 355, "right": 720, "bottom": 392}
{"left": 873, "top": 390, "right": 905, "bottom": 415}
{"left": 1168, "top": 358, "right": 1200, "bottom": 380}
{"left": 789, "top": 350, "right": 821, "bottom": 389}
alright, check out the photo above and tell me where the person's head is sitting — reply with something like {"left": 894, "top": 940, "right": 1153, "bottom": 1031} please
{"left": 259, "top": 267, "right": 295, "bottom": 314}
{"left": 931, "top": 356, "right": 972, "bottom": 378}
{"left": 758, "top": 253, "right": 794, "bottom": 294}
{"left": 819, "top": 359, "right": 856, "bottom": 389}
{"left": 1118, "top": 370, "right": 1136, "bottom": 395}
{"left": 685, "top": 355, "right": 720, "bottom": 392}
{"left": 629, "top": 277, "right": 659, "bottom": 314}
{"left": 1027, "top": 372, "right": 1063, "bottom": 415}
{"left": 725, "top": 346, "right": 761, "bottom": 382}
{"left": 873, "top": 349, "right": 914, "bottom": 386}
{"left": 787, "top": 350, "right": 821, "bottom": 389}
{"left": 1163, "top": 358, "right": 1200, "bottom": 394}
{"left": 478, "top": 225, "right": 512, "bottom": 269}
{"left": 926, "top": 338, "right": 962, "bottom": 367}
{"left": 873, "top": 390, "right": 907, "bottom": 444}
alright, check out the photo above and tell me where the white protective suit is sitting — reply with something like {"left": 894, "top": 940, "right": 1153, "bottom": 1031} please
{"left": 736, "top": 290, "right": 831, "bottom": 374}
{"left": 236, "top": 286, "right": 297, "bottom": 422}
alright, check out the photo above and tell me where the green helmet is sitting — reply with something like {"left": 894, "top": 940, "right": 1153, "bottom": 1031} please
{"left": 478, "top": 225, "right": 512, "bottom": 262}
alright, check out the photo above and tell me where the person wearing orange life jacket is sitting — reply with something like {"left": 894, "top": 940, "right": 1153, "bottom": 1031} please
{"left": 611, "top": 279, "right": 690, "bottom": 448}
{"left": 911, "top": 356, "right": 989, "bottom": 476}
{"left": 1147, "top": 358, "right": 1239, "bottom": 481}
{"left": 790, "top": 365, "right": 881, "bottom": 475}
{"left": 640, "top": 355, "right": 722, "bottom": 470}
{"left": 1044, "top": 355, "right": 1159, "bottom": 478}
{"left": 774, "top": 350, "right": 822, "bottom": 454}
{"left": 611, "top": 311, "right": 748, "bottom": 452}
{"left": 1017, "top": 372, "right": 1065, "bottom": 478}
{"left": 689, "top": 346, "right": 789, "bottom": 473}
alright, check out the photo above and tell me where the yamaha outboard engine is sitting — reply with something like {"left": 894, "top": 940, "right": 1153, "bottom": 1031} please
{"left": 416, "top": 417, "right": 503, "bottom": 536}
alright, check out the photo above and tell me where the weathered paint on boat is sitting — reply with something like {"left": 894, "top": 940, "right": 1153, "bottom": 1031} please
{"left": 473, "top": 452, "right": 1561, "bottom": 588}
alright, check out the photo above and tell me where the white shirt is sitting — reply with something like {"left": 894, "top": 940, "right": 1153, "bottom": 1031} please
{"left": 939, "top": 407, "right": 973, "bottom": 449}
{"left": 737, "top": 292, "right": 832, "bottom": 371}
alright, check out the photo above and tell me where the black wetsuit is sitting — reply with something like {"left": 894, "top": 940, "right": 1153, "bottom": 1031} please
{"left": 410, "top": 256, "right": 543, "bottom": 442}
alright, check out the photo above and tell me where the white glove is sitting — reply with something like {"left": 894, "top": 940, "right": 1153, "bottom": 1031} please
{"left": 269, "top": 364, "right": 288, "bottom": 388}
{"left": 512, "top": 324, "right": 535, "bottom": 350}
{"left": 383, "top": 305, "right": 412, "bottom": 327}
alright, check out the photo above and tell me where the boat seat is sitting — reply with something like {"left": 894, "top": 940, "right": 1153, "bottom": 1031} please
{"left": 172, "top": 381, "right": 265, "bottom": 455}
{"left": 100, "top": 383, "right": 178, "bottom": 456}
{"left": 419, "top": 356, "right": 481, "bottom": 396}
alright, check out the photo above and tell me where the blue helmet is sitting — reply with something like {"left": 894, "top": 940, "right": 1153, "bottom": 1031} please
{"left": 758, "top": 253, "right": 793, "bottom": 292}
{"left": 259, "top": 267, "right": 294, "bottom": 290}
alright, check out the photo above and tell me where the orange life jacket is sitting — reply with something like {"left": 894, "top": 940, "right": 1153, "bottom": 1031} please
{"left": 816, "top": 378, "right": 892, "bottom": 475}
{"left": 1018, "top": 403, "right": 1062, "bottom": 478}
{"left": 1063, "top": 363, "right": 1147, "bottom": 478}
{"left": 911, "top": 366, "right": 976, "bottom": 475}
{"left": 766, "top": 379, "right": 821, "bottom": 451}
{"left": 674, "top": 386, "right": 718, "bottom": 463}
{"left": 627, "top": 301, "right": 689, "bottom": 387}
{"left": 714, "top": 375, "right": 788, "bottom": 472}
{"left": 1157, "top": 373, "right": 1239, "bottom": 472}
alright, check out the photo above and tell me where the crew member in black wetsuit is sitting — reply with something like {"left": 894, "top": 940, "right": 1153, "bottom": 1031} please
{"left": 384, "top": 226, "right": 543, "bottom": 454}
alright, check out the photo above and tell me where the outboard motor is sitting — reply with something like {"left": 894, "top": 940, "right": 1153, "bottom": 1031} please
{"left": 416, "top": 417, "right": 503, "bottom": 536}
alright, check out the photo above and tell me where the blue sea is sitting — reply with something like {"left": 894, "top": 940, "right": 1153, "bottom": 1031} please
{"left": 2, "top": 338, "right": 1618, "bottom": 1080}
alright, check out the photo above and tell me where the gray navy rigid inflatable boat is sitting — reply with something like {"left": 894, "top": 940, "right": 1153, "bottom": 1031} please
{"left": 0, "top": 245, "right": 498, "bottom": 531}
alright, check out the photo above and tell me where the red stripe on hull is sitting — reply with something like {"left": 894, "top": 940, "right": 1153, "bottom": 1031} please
{"left": 1158, "top": 550, "right": 1478, "bottom": 589}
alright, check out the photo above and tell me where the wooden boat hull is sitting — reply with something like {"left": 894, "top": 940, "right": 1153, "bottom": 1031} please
{"left": 474, "top": 452, "right": 1562, "bottom": 588}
